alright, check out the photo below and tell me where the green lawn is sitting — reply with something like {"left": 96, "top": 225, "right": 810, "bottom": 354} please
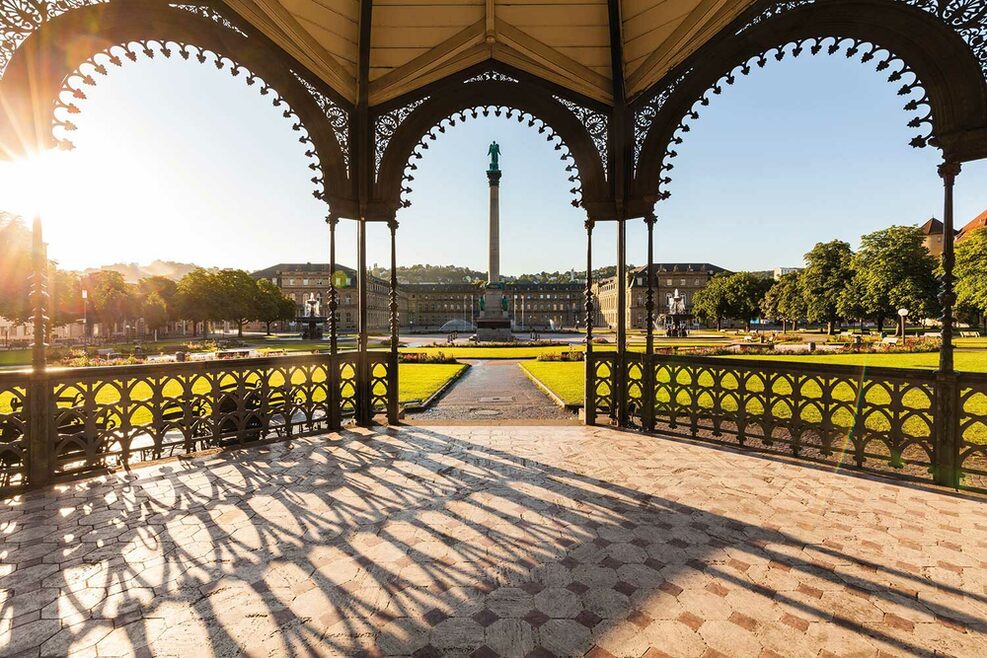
{"left": 400, "top": 346, "right": 595, "bottom": 359}
{"left": 0, "top": 350, "right": 30, "bottom": 367}
{"left": 520, "top": 361, "right": 584, "bottom": 406}
{"left": 398, "top": 363, "right": 466, "bottom": 404}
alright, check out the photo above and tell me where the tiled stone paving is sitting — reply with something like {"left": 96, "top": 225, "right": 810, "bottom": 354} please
{"left": 2, "top": 425, "right": 987, "bottom": 657}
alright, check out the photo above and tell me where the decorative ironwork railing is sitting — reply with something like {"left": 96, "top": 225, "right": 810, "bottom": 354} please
{"left": 0, "top": 351, "right": 396, "bottom": 491}
{"left": 0, "top": 371, "right": 30, "bottom": 488}
{"left": 959, "top": 372, "right": 987, "bottom": 491}
{"left": 588, "top": 352, "right": 986, "bottom": 492}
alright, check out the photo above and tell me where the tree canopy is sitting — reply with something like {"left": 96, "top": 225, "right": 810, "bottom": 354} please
{"left": 801, "top": 240, "right": 854, "bottom": 334}
{"left": 956, "top": 227, "right": 987, "bottom": 329}
{"left": 842, "top": 226, "right": 939, "bottom": 330}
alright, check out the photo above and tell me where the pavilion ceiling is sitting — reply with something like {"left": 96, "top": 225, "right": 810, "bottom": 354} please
{"left": 222, "top": 0, "right": 758, "bottom": 106}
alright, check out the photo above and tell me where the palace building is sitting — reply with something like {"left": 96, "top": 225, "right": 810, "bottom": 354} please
{"left": 403, "top": 282, "right": 584, "bottom": 332}
{"left": 251, "top": 263, "right": 394, "bottom": 333}
{"left": 593, "top": 263, "right": 729, "bottom": 330}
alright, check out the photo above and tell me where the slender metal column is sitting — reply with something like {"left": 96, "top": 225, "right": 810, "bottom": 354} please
{"left": 614, "top": 215, "right": 627, "bottom": 426}
{"left": 644, "top": 213, "right": 657, "bottom": 432}
{"left": 935, "top": 161, "right": 961, "bottom": 487}
{"left": 327, "top": 215, "right": 339, "bottom": 356}
{"left": 938, "top": 162, "right": 960, "bottom": 374}
{"left": 326, "top": 215, "right": 341, "bottom": 429}
{"left": 28, "top": 215, "right": 50, "bottom": 486}
{"left": 356, "top": 219, "right": 371, "bottom": 425}
{"left": 387, "top": 218, "right": 400, "bottom": 424}
{"left": 584, "top": 219, "right": 596, "bottom": 425}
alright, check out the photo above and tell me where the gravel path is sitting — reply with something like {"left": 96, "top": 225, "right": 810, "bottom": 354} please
{"left": 407, "top": 359, "right": 577, "bottom": 422}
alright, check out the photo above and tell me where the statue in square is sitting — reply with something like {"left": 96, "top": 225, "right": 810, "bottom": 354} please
{"left": 487, "top": 141, "right": 501, "bottom": 171}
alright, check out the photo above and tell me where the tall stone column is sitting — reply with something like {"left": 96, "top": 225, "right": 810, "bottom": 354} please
{"left": 477, "top": 141, "right": 511, "bottom": 341}
{"left": 488, "top": 169, "right": 501, "bottom": 284}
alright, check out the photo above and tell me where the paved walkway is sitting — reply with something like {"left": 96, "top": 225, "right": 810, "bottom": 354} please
{"left": 2, "top": 426, "right": 987, "bottom": 657}
{"left": 408, "top": 360, "right": 575, "bottom": 422}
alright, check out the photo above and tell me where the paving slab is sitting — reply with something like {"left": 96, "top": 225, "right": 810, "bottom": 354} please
{"left": 1, "top": 425, "right": 986, "bottom": 656}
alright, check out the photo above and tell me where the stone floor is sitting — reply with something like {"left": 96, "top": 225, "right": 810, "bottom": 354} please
{"left": 407, "top": 361, "right": 575, "bottom": 422}
{"left": 1, "top": 425, "right": 986, "bottom": 657}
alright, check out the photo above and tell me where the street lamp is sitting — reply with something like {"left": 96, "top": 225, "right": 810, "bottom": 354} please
{"left": 897, "top": 307, "right": 909, "bottom": 339}
{"left": 81, "top": 288, "right": 88, "bottom": 345}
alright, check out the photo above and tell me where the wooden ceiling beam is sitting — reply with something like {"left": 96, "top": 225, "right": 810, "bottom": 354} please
{"left": 224, "top": 0, "right": 356, "bottom": 100}
{"left": 369, "top": 21, "right": 486, "bottom": 104}
{"left": 626, "top": 0, "right": 752, "bottom": 96}
{"left": 496, "top": 19, "right": 612, "bottom": 103}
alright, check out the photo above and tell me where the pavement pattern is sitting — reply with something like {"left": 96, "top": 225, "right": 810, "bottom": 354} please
{"left": 1, "top": 425, "right": 986, "bottom": 657}
{"left": 407, "top": 360, "right": 575, "bottom": 422}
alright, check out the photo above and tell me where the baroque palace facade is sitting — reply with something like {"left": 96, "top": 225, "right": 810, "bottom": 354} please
{"left": 252, "top": 264, "right": 392, "bottom": 333}
{"left": 252, "top": 264, "right": 585, "bottom": 332}
{"left": 404, "top": 283, "right": 584, "bottom": 331}
{"left": 593, "top": 263, "right": 728, "bottom": 330}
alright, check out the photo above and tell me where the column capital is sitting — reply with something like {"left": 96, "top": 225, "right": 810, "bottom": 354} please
{"left": 326, "top": 214, "right": 339, "bottom": 228}
{"left": 643, "top": 212, "right": 657, "bottom": 227}
{"left": 584, "top": 219, "right": 595, "bottom": 232}
{"left": 387, "top": 218, "right": 399, "bottom": 231}
{"left": 938, "top": 161, "right": 962, "bottom": 180}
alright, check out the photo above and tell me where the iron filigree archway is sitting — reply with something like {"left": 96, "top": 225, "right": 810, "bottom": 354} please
{"left": 631, "top": 0, "right": 987, "bottom": 211}
{"left": 0, "top": 0, "right": 354, "bottom": 210}
{"left": 371, "top": 66, "right": 611, "bottom": 221}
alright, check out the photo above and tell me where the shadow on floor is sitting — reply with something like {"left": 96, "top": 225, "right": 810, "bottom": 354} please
{"left": 1, "top": 425, "right": 985, "bottom": 656}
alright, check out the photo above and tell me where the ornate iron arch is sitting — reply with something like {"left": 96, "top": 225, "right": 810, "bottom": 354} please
{"left": 0, "top": 0, "right": 354, "bottom": 210}
{"left": 631, "top": 0, "right": 987, "bottom": 212}
{"left": 371, "top": 68, "right": 610, "bottom": 221}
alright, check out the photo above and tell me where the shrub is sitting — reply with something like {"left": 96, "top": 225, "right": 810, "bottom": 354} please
{"left": 400, "top": 351, "right": 458, "bottom": 364}
{"left": 536, "top": 351, "right": 585, "bottom": 362}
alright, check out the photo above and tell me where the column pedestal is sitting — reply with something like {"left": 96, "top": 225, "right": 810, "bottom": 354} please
{"left": 477, "top": 284, "right": 512, "bottom": 341}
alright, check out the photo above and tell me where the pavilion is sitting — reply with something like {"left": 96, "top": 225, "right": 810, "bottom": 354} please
{"left": 1, "top": 2, "right": 987, "bottom": 654}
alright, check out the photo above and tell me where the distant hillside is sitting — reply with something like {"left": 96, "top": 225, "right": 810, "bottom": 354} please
{"left": 80, "top": 260, "right": 203, "bottom": 283}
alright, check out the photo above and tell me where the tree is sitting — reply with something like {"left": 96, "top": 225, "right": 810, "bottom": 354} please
{"left": 692, "top": 274, "right": 732, "bottom": 330}
{"left": 175, "top": 269, "right": 220, "bottom": 337}
{"left": 51, "top": 270, "right": 83, "bottom": 328}
{"left": 141, "top": 292, "right": 171, "bottom": 337}
{"left": 761, "top": 271, "right": 806, "bottom": 332}
{"left": 800, "top": 240, "right": 854, "bottom": 334}
{"left": 214, "top": 269, "right": 260, "bottom": 337}
{"left": 722, "top": 272, "right": 773, "bottom": 331}
{"left": 956, "top": 227, "right": 987, "bottom": 331}
{"left": 255, "top": 279, "right": 296, "bottom": 335}
{"left": 88, "top": 271, "right": 138, "bottom": 335}
{"left": 845, "top": 226, "right": 940, "bottom": 331}
{"left": 0, "top": 212, "right": 32, "bottom": 324}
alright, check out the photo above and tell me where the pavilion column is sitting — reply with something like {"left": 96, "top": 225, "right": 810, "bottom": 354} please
{"left": 935, "top": 161, "right": 962, "bottom": 487}
{"left": 584, "top": 219, "right": 596, "bottom": 425}
{"left": 326, "top": 214, "right": 341, "bottom": 429}
{"left": 356, "top": 218, "right": 371, "bottom": 426}
{"left": 327, "top": 215, "right": 339, "bottom": 356}
{"left": 28, "top": 215, "right": 50, "bottom": 486}
{"left": 614, "top": 215, "right": 627, "bottom": 426}
{"left": 387, "top": 218, "right": 400, "bottom": 424}
{"left": 644, "top": 213, "right": 657, "bottom": 432}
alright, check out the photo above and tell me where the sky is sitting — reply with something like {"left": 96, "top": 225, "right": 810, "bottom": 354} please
{"left": 0, "top": 53, "right": 984, "bottom": 275}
